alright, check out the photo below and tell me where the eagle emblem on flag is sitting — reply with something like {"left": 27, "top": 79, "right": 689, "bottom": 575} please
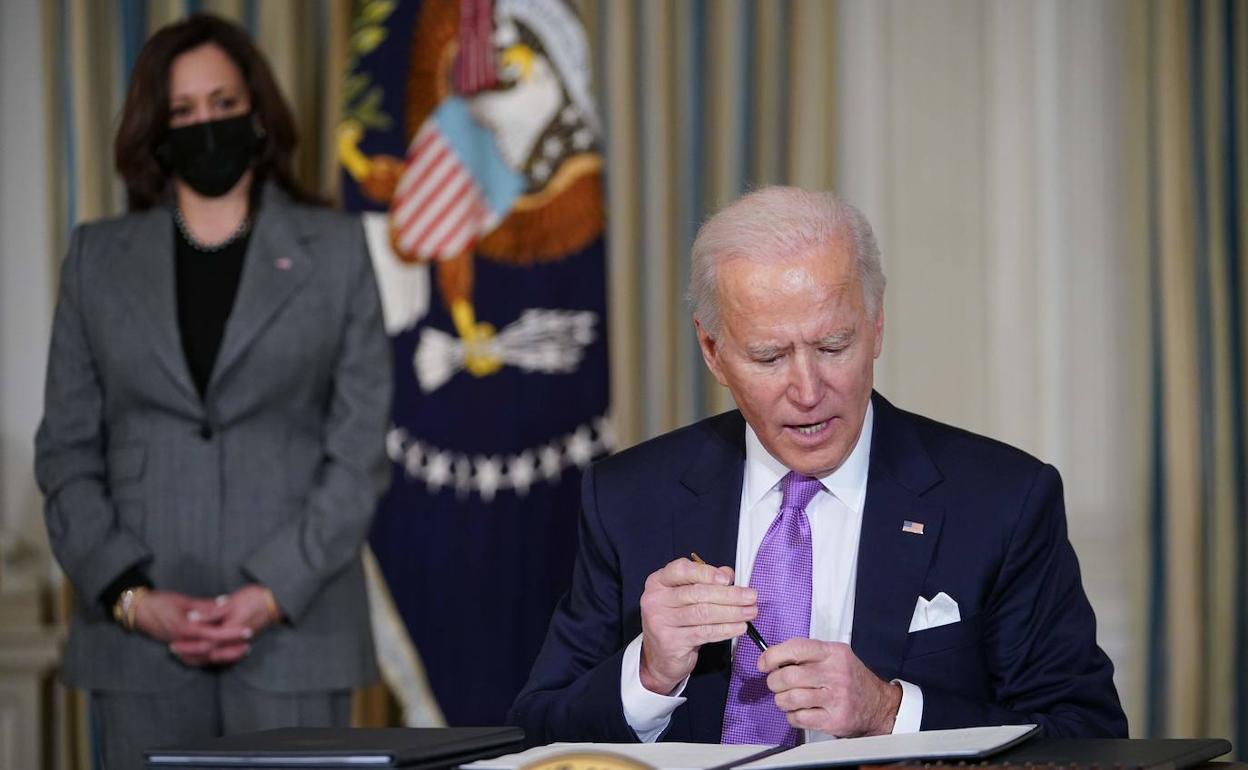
{"left": 339, "top": 0, "right": 604, "bottom": 390}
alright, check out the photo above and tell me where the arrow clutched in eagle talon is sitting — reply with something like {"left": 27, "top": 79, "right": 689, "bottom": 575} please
{"left": 414, "top": 309, "right": 598, "bottom": 393}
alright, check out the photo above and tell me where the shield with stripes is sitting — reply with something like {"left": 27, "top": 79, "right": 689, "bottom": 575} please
{"left": 391, "top": 98, "right": 524, "bottom": 261}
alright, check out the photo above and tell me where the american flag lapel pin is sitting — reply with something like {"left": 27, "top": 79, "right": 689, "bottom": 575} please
{"left": 275, "top": 257, "right": 293, "bottom": 271}
{"left": 902, "top": 520, "right": 925, "bottom": 535}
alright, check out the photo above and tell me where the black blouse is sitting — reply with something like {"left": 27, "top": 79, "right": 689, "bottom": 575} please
{"left": 174, "top": 221, "right": 249, "bottom": 397}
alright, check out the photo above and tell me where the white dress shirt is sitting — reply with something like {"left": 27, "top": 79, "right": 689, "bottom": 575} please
{"left": 620, "top": 402, "right": 924, "bottom": 741}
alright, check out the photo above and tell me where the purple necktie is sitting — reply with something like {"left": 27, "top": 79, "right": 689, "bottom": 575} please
{"left": 721, "top": 471, "right": 820, "bottom": 747}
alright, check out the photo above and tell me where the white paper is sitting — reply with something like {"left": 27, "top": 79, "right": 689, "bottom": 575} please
{"left": 736, "top": 725, "right": 1038, "bottom": 769}
{"left": 461, "top": 742, "right": 775, "bottom": 770}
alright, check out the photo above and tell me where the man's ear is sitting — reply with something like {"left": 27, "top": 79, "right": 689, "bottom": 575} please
{"left": 873, "top": 304, "right": 885, "bottom": 359}
{"left": 695, "top": 318, "right": 729, "bottom": 387}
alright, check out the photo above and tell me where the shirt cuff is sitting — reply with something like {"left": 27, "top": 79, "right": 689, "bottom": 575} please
{"left": 620, "top": 633, "right": 689, "bottom": 742}
{"left": 805, "top": 677, "right": 922, "bottom": 743}
{"left": 890, "top": 679, "right": 923, "bottom": 734}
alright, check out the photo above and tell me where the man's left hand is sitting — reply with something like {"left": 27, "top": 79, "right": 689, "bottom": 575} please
{"left": 759, "top": 638, "right": 902, "bottom": 737}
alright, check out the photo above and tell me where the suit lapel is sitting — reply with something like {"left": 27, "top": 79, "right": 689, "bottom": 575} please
{"left": 673, "top": 412, "right": 745, "bottom": 571}
{"left": 208, "top": 188, "right": 316, "bottom": 395}
{"left": 852, "top": 393, "right": 944, "bottom": 680}
{"left": 671, "top": 411, "right": 746, "bottom": 741}
{"left": 109, "top": 208, "right": 201, "bottom": 409}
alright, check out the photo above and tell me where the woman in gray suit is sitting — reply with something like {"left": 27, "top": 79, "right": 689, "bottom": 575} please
{"left": 34, "top": 14, "right": 392, "bottom": 769}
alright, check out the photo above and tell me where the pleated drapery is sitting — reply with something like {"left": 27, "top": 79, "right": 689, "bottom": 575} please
{"left": 1142, "top": 0, "right": 1247, "bottom": 748}
{"left": 577, "top": 0, "right": 838, "bottom": 446}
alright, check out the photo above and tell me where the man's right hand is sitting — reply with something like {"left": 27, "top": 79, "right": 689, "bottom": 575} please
{"left": 131, "top": 590, "right": 253, "bottom": 666}
{"left": 638, "top": 557, "right": 758, "bottom": 695}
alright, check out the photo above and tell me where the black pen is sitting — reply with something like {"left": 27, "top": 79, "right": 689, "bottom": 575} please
{"left": 690, "top": 552, "right": 769, "bottom": 652}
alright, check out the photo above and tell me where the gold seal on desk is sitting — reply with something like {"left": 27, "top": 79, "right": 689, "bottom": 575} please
{"left": 521, "top": 751, "right": 655, "bottom": 770}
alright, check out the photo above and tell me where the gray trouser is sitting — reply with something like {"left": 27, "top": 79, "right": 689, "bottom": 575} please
{"left": 90, "top": 673, "right": 351, "bottom": 770}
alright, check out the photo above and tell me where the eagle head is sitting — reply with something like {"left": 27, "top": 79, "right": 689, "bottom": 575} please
{"left": 500, "top": 44, "right": 537, "bottom": 82}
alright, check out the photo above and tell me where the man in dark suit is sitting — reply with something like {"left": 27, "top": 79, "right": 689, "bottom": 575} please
{"left": 509, "top": 187, "right": 1127, "bottom": 745}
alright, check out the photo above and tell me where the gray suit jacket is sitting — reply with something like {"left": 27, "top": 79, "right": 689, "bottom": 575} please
{"left": 35, "top": 185, "right": 392, "bottom": 693}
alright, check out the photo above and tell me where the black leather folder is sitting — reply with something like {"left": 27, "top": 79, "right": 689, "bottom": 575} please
{"left": 144, "top": 726, "right": 526, "bottom": 769}
{"left": 988, "top": 737, "right": 1233, "bottom": 770}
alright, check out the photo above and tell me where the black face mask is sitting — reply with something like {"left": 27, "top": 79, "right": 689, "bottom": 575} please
{"left": 158, "top": 113, "right": 261, "bottom": 197}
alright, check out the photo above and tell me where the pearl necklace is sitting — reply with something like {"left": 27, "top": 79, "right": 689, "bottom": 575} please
{"left": 173, "top": 206, "right": 251, "bottom": 252}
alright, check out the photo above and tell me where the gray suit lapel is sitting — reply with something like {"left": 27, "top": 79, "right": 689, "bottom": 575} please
{"left": 208, "top": 190, "right": 316, "bottom": 395}
{"left": 109, "top": 207, "right": 201, "bottom": 409}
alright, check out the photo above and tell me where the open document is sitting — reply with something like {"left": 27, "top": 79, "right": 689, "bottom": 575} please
{"left": 737, "top": 725, "right": 1039, "bottom": 769}
{"left": 461, "top": 725, "right": 1039, "bottom": 770}
{"left": 462, "top": 743, "right": 774, "bottom": 770}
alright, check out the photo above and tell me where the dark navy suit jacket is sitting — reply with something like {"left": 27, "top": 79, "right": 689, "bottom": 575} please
{"left": 508, "top": 392, "right": 1127, "bottom": 744}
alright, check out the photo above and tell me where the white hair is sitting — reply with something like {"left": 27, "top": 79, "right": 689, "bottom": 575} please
{"left": 688, "top": 186, "right": 886, "bottom": 338}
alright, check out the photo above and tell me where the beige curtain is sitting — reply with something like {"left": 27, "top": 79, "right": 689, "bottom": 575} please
{"left": 1137, "top": 0, "right": 1247, "bottom": 746}
{"left": 575, "top": 0, "right": 837, "bottom": 447}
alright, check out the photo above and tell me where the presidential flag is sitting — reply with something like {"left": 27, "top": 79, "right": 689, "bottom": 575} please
{"left": 337, "top": 0, "right": 609, "bottom": 724}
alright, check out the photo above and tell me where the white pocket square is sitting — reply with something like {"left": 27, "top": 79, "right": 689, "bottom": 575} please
{"left": 908, "top": 591, "right": 961, "bottom": 632}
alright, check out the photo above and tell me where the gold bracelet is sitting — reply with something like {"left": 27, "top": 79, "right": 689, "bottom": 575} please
{"left": 263, "top": 588, "right": 281, "bottom": 623}
{"left": 112, "top": 586, "right": 149, "bottom": 631}
{"left": 127, "top": 587, "right": 147, "bottom": 629}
